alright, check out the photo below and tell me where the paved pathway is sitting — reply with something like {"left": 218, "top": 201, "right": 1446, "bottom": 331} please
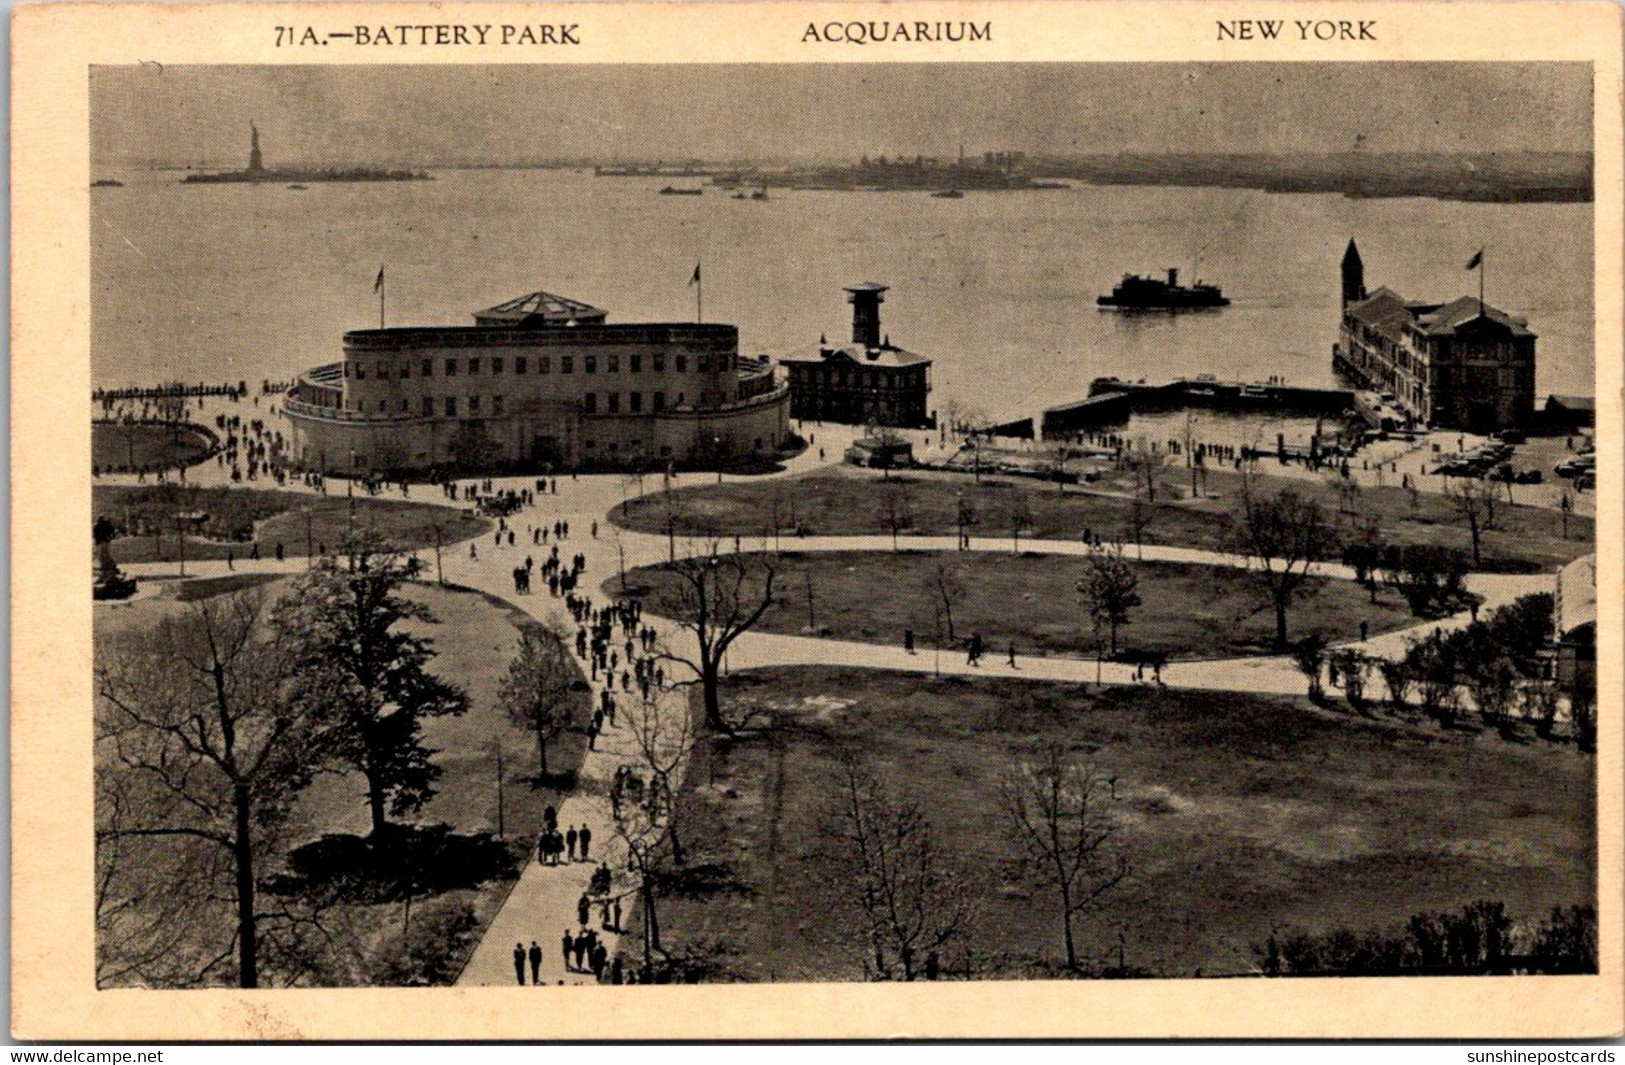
{"left": 109, "top": 415, "right": 1558, "bottom": 983}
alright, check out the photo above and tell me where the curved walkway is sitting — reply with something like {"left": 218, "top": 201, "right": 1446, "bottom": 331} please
{"left": 110, "top": 420, "right": 1557, "bottom": 985}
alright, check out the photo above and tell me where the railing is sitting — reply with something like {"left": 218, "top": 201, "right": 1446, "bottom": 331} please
{"left": 282, "top": 397, "right": 433, "bottom": 424}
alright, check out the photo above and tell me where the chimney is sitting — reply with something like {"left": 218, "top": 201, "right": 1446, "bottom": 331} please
{"left": 1167, "top": 267, "right": 1178, "bottom": 288}
{"left": 844, "top": 283, "right": 889, "bottom": 349}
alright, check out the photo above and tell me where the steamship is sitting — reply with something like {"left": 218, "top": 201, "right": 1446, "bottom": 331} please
{"left": 1097, "top": 268, "right": 1229, "bottom": 310}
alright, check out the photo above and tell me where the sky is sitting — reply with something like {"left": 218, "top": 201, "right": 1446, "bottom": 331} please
{"left": 91, "top": 63, "right": 1593, "bottom": 167}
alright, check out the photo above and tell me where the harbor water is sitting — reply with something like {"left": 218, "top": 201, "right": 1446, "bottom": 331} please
{"left": 91, "top": 168, "right": 1593, "bottom": 427}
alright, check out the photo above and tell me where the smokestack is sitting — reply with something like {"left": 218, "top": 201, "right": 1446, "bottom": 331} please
{"left": 844, "top": 283, "right": 889, "bottom": 349}
{"left": 1167, "top": 267, "right": 1178, "bottom": 288}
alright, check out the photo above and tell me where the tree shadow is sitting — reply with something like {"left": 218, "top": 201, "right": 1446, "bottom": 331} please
{"left": 267, "top": 823, "right": 522, "bottom": 904}
{"left": 653, "top": 859, "right": 755, "bottom": 901}
{"left": 524, "top": 769, "right": 581, "bottom": 791}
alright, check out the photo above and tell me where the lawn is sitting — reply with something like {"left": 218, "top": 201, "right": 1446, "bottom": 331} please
{"left": 623, "top": 550, "right": 1417, "bottom": 659}
{"left": 93, "top": 420, "right": 216, "bottom": 472}
{"left": 610, "top": 465, "right": 1592, "bottom": 573}
{"left": 654, "top": 667, "right": 1595, "bottom": 981}
{"left": 94, "top": 575, "right": 589, "bottom": 986}
{"left": 94, "top": 485, "right": 490, "bottom": 563}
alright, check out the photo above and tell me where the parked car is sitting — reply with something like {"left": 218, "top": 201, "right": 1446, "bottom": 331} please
{"left": 1513, "top": 469, "right": 1544, "bottom": 485}
{"left": 1555, "top": 455, "right": 1596, "bottom": 478}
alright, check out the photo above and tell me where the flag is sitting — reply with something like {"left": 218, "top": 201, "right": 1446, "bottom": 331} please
{"left": 689, "top": 262, "right": 701, "bottom": 286}
{"left": 374, "top": 265, "right": 386, "bottom": 292}
{"left": 1465, "top": 249, "right": 1483, "bottom": 270}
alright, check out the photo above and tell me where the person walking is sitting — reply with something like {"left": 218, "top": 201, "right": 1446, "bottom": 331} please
{"left": 573, "top": 931, "right": 589, "bottom": 971}
{"left": 904, "top": 629, "right": 915, "bottom": 654}
{"left": 566, "top": 825, "right": 579, "bottom": 862}
{"left": 561, "top": 929, "right": 575, "bottom": 972}
{"left": 577, "top": 893, "right": 591, "bottom": 927}
{"left": 578, "top": 823, "right": 592, "bottom": 860}
{"left": 590, "top": 942, "right": 608, "bottom": 981}
{"left": 1008, "top": 642, "right": 1018, "bottom": 668}
{"left": 611, "top": 955, "right": 624, "bottom": 985}
{"left": 612, "top": 896, "right": 623, "bottom": 931}
{"left": 528, "top": 940, "right": 542, "bottom": 985}
{"left": 513, "top": 942, "right": 527, "bottom": 985}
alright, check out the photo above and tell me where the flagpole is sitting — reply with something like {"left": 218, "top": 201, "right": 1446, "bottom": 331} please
{"left": 379, "top": 270, "right": 386, "bottom": 329}
{"left": 697, "top": 268, "right": 703, "bottom": 324}
{"left": 1479, "top": 248, "right": 1485, "bottom": 316}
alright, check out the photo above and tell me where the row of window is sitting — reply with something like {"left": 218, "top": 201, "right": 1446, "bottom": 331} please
{"left": 790, "top": 366, "right": 927, "bottom": 389}
{"left": 347, "top": 351, "right": 734, "bottom": 380}
{"left": 359, "top": 391, "right": 678, "bottom": 417}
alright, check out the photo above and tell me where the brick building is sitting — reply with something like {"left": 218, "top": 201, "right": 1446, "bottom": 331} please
{"left": 1333, "top": 240, "right": 1537, "bottom": 433}
{"left": 780, "top": 283, "right": 933, "bottom": 429}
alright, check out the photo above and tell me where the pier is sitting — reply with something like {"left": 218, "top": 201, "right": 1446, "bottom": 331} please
{"left": 1035, "top": 376, "right": 1355, "bottom": 440}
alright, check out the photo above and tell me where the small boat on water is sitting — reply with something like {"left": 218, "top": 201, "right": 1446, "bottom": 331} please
{"left": 91, "top": 178, "right": 123, "bottom": 188}
{"left": 750, "top": 186, "right": 770, "bottom": 200}
{"left": 287, "top": 184, "right": 308, "bottom": 190}
{"left": 930, "top": 189, "right": 964, "bottom": 199}
{"left": 660, "top": 186, "right": 703, "bottom": 196}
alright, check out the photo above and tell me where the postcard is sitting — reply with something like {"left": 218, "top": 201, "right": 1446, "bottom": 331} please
{"left": 10, "top": 0, "right": 1621, "bottom": 1040}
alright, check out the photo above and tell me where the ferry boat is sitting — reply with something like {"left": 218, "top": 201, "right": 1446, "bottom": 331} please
{"left": 659, "top": 186, "right": 704, "bottom": 196}
{"left": 1097, "top": 268, "right": 1228, "bottom": 310}
{"left": 931, "top": 189, "right": 965, "bottom": 199}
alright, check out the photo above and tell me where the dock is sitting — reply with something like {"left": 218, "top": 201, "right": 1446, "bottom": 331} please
{"left": 1034, "top": 377, "right": 1355, "bottom": 440}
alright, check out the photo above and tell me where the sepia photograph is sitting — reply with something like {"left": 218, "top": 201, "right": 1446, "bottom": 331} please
{"left": 9, "top": 1, "right": 1621, "bottom": 1041}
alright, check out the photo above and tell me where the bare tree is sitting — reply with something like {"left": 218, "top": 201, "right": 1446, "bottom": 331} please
{"left": 1006, "top": 494, "right": 1034, "bottom": 553}
{"left": 1520, "top": 678, "right": 1561, "bottom": 740}
{"left": 926, "top": 561, "right": 967, "bottom": 644}
{"left": 611, "top": 755, "right": 674, "bottom": 977}
{"left": 620, "top": 684, "right": 700, "bottom": 864}
{"left": 1002, "top": 744, "right": 1129, "bottom": 971}
{"left": 1122, "top": 441, "right": 1171, "bottom": 505}
{"left": 1048, "top": 442, "right": 1071, "bottom": 493}
{"left": 1327, "top": 648, "right": 1369, "bottom": 709}
{"left": 1466, "top": 655, "right": 1519, "bottom": 733}
{"left": 1078, "top": 540, "right": 1140, "bottom": 657}
{"left": 828, "top": 754, "right": 978, "bottom": 981}
{"left": 659, "top": 483, "right": 694, "bottom": 563}
{"left": 877, "top": 479, "right": 914, "bottom": 551}
{"left": 96, "top": 590, "right": 320, "bottom": 988}
{"left": 1236, "top": 481, "right": 1334, "bottom": 649}
{"left": 954, "top": 494, "right": 978, "bottom": 549}
{"left": 1377, "top": 655, "right": 1416, "bottom": 713}
{"left": 1407, "top": 632, "right": 1461, "bottom": 727}
{"left": 657, "top": 539, "right": 776, "bottom": 733}
{"left": 1123, "top": 491, "right": 1154, "bottom": 560}
{"left": 497, "top": 624, "right": 578, "bottom": 779}
{"left": 1446, "top": 476, "right": 1498, "bottom": 566}
{"left": 1294, "top": 634, "right": 1328, "bottom": 701}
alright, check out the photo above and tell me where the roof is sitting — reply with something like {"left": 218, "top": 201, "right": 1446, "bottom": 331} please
{"left": 1342, "top": 239, "right": 1363, "bottom": 267}
{"left": 779, "top": 343, "right": 931, "bottom": 368}
{"left": 1413, "top": 296, "right": 1535, "bottom": 338}
{"left": 1345, "top": 287, "right": 1416, "bottom": 343}
{"left": 473, "top": 290, "right": 608, "bottom": 326}
{"left": 1546, "top": 394, "right": 1595, "bottom": 411}
{"left": 843, "top": 282, "right": 890, "bottom": 294}
{"left": 1555, "top": 554, "right": 1596, "bottom": 635}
